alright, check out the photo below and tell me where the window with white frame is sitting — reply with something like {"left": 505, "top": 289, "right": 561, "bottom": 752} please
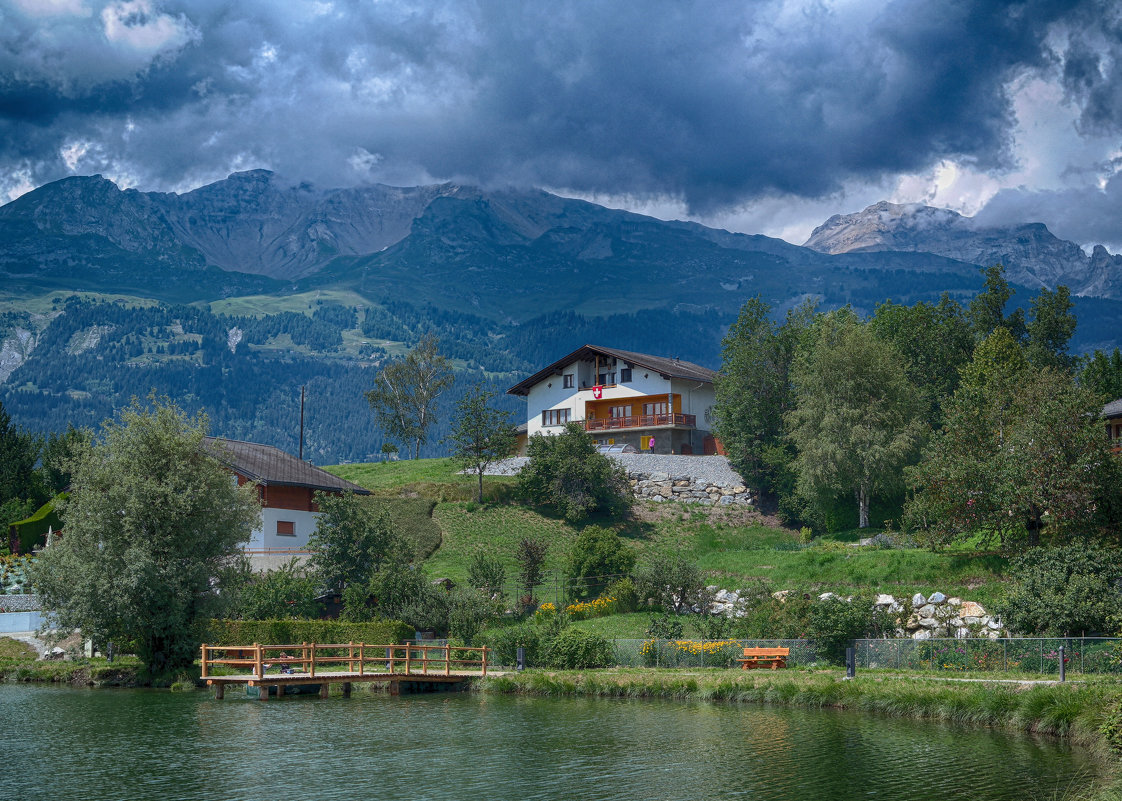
{"left": 542, "top": 408, "right": 571, "bottom": 426}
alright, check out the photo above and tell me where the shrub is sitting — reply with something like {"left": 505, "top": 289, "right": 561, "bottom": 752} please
{"left": 447, "top": 589, "right": 502, "bottom": 645}
{"left": 477, "top": 622, "right": 547, "bottom": 666}
{"left": 734, "top": 592, "right": 813, "bottom": 640}
{"left": 238, "top": 560, "right": 320, "bottom": 620}
{"left": 635, "top": 551, "right": 708, "bottom": 614}
{"left": 603, "top": 577, "right": 640, "bottom": 613}
{"left": 541, "top": 627, "right": 614, "bottom": 669}
{"left": 517, "top": 423, "right": 631, "bottom": 521}
{"left": 467, "top": 551, "right": 506, "bottom": 598}
{"left": 806, "top": 594, "right": 885, "bottom": 664}
{"left": 693, "top": 612, "right": 732, "bottom": 641}
{"left": 995, "top": 542, "right": 1122, "bottom": 636}
{"left": 515, "top": 537, "right": 548, "bottom": 611}
{"left": 567, "top": 525, "right": 636, "bottom": 598}
{"left": 645, "top": 614, "right": 684, "bottom": 640}
{"left": 198, "top": 618, "right": 413, "bottom": 646}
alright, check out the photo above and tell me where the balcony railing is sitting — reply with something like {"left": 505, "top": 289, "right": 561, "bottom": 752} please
{"left": 583, "top": 413, "right": 696, "bottom": 432}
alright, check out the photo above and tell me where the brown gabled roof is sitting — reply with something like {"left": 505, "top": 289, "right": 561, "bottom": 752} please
{"left": 202, "top": 437, "right": 370, "bottom": 494}
{"left": 507, "top": 344, "right": 717, "bottom": 396}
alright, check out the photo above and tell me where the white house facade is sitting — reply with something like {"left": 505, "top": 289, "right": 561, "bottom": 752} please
{"left": 203, "top": 437, "right": 370, "bottom": 553}
{"left": 508, "top": 345, "right": 719, "bottom": 455}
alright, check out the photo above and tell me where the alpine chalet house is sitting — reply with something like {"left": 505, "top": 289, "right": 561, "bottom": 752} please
{"left": 507, "top": 345, "right": 718, "bottom": 455}
{"left": 203, "top": 437, "right": 369, "bottom": 553}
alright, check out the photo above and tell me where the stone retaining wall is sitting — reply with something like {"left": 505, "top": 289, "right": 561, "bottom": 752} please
{"left": 0, "top": 594, "right": 40, "bottom": 612}
{"left": 628, "top": 471, "right": 753, "bottom": 506}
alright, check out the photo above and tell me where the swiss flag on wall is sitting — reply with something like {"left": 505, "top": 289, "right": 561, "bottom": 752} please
{"left": 592, "top": 385, "right": 603, "bottom": 399}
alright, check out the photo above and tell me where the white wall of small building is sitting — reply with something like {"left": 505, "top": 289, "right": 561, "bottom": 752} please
{"left": 245, "top": 507, "right": 321, "bottom": 551}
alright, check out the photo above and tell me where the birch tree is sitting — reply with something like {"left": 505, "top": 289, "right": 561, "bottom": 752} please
{"left": 787, "top": 313, "right": 924, "bottom": 529}
{"left": 365, "top": 334, "right": 454, "bottom": 459}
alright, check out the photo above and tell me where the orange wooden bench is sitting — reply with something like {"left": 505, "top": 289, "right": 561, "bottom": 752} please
{"left": 736, "top": 646, "right": 789, "bottom": 670}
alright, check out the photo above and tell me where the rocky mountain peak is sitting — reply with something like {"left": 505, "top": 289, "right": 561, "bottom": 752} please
{"left": 804, "top": 200, "right": 1118, "bottom": 296}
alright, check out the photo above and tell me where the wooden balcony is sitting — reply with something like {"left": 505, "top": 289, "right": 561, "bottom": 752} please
{"left": 583, "top": 413, "right": 696, "bottom": 432}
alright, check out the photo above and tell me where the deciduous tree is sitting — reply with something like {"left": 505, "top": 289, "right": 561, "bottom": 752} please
{"left": 308, "top": 492, "right": 408, "bottom": 594}
{"left": 787, "top": 313, "right": 924, "bottom": 528}
{"left": 31, "top": 399, "right": 260, "bottom": 672}
{"left": 1081, "top": 348, "right": 1122, "bottom": 401}
{"left": 711, "top": 297, "right": 814, "bottom": 496}
{"left": 447, "top": 383, "right": 517, "bottom": 502}
{"left": 869, "top": 295, "right": 973, "bottom": 426}
{"left": 517, "top": 423, "right": 630, "bottom": 521}
{"left": 365, "top": 334, "right": 454, "bottom": 459}
{"left": 906, "top": 334, "right": 1120, "bottom": 549}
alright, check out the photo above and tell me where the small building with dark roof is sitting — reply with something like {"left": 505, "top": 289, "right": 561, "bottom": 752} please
{"left": 203, "top": 437, "right": 369, "bottom": 553}
{"left": 1105, "top": 398, "right": 1122, "bottom": 454}
{"left": 507, "top": 345, "right": 719, "bottom": 455}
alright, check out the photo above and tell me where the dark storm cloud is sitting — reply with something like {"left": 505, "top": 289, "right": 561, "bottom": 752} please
{"left": 0, "top": 0, "right": 1118, "bottom": 214}
{"left": 976, "top": 169, "right": 1122, "bottom": 251}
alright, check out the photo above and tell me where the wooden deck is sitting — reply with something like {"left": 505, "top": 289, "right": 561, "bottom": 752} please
{"left": 201, "top": 642, "right": 494, "bottom": 700}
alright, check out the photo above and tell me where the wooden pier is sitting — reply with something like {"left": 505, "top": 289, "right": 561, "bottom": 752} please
{"left": 201, "top": 642, "right": 492, "bottom": 700}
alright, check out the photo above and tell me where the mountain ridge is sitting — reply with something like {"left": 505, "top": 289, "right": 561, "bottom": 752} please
{"left": 804, "top": 200, "right": 1122, "bottom": 298}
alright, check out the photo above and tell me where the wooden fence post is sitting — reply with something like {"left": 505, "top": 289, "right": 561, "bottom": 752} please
{"left": 310, "top": 642, "right": 317, "bottom": 677}
{"left": 254, "top": 643, "right": 263, "bottom": 679}
{"left": 445, "top": 642, "right": 451, "bottom": 676}
{"left": 200, "top": 644, "right": 208, "bottom": 679}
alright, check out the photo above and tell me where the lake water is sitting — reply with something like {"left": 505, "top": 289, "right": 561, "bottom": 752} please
{"left": 0, "top": 684, "right": 1099, "bottom": 800}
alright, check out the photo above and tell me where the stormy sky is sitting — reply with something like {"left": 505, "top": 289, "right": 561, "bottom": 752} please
{"left": 2, "top": 0, "right": 1122, "bottom": 248}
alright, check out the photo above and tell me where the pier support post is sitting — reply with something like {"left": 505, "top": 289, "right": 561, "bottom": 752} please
{"left": 320, "top": 683, "right": 329, "bottom": 699}
{"left": 214, "top": 683, "right": 224, "bottom": 700}
{"left": 343, "top": 682, "right": 352, "bottom": 697}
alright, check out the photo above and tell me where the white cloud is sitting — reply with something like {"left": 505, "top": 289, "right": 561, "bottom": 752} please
{"left": 348, "top": 148, "right": 384, "bottom": 176}
{"left": 2, "top": 165, "right": 37, "bottom": 202}
{"left": 100, "top": 0, "right": 199, "bottom": 56}
{"left": 60, "top": 139, "right": 93, "bottom": 171}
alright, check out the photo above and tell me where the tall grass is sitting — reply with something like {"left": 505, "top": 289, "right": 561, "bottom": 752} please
{"left": 475, "top": 669, "right": 1114, "bottom": 744}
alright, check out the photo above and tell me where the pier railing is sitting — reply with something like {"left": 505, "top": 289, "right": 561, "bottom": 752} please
{"left": 200, "top": 642, "right": 489, "bottom": 679}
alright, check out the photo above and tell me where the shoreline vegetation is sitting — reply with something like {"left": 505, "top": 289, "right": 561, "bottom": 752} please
{"left": 3, "top": 638, "right": 1121, "bottom": 799}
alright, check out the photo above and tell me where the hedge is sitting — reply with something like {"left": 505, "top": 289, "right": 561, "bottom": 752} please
{"left": 9, "top": 495, "right": 64, "bottom": 554}
{"left": 198, "top": 618, "right": 414, "bottom": 646}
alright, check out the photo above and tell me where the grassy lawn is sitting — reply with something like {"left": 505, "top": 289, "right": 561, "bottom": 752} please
{"left": 326, "top": 458, "right": 1010, "bottom": 608}
{"left": 422, "top": 499, "right": 1008, "bottom": 604}
{"left": 326, "top": 458, "right": 516, "bottom": 499}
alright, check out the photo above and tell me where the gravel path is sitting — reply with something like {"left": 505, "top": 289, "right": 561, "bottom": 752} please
{"left": 485, "top": 454, "right": 745, "bottom": 487}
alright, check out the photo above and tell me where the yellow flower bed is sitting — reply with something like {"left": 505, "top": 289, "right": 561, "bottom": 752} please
{"left": 565, "top": 596, "right": 616, "bottom": 621}
{"left": 640, "top": 639, "right": 742, "bottom": 666}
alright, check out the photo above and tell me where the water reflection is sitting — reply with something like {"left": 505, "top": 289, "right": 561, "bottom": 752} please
{"left": 0, "top": 685, "right": 1096, "bottom": 801}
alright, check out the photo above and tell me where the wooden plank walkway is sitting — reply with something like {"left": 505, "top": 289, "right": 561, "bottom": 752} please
{"left": 201, "top": 642, "right": 496, "bottom": 700}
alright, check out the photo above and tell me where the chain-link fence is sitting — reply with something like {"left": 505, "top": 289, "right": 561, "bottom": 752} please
{"left": 855, "top": 637, "right": 1122, "bottom": 675}
{"left": 610, "top": 639, "right": 820, "bottom": 668}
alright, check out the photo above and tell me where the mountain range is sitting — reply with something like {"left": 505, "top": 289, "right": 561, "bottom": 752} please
{"left": 0, "top": 171, "right": 1119, "bottom": 462}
